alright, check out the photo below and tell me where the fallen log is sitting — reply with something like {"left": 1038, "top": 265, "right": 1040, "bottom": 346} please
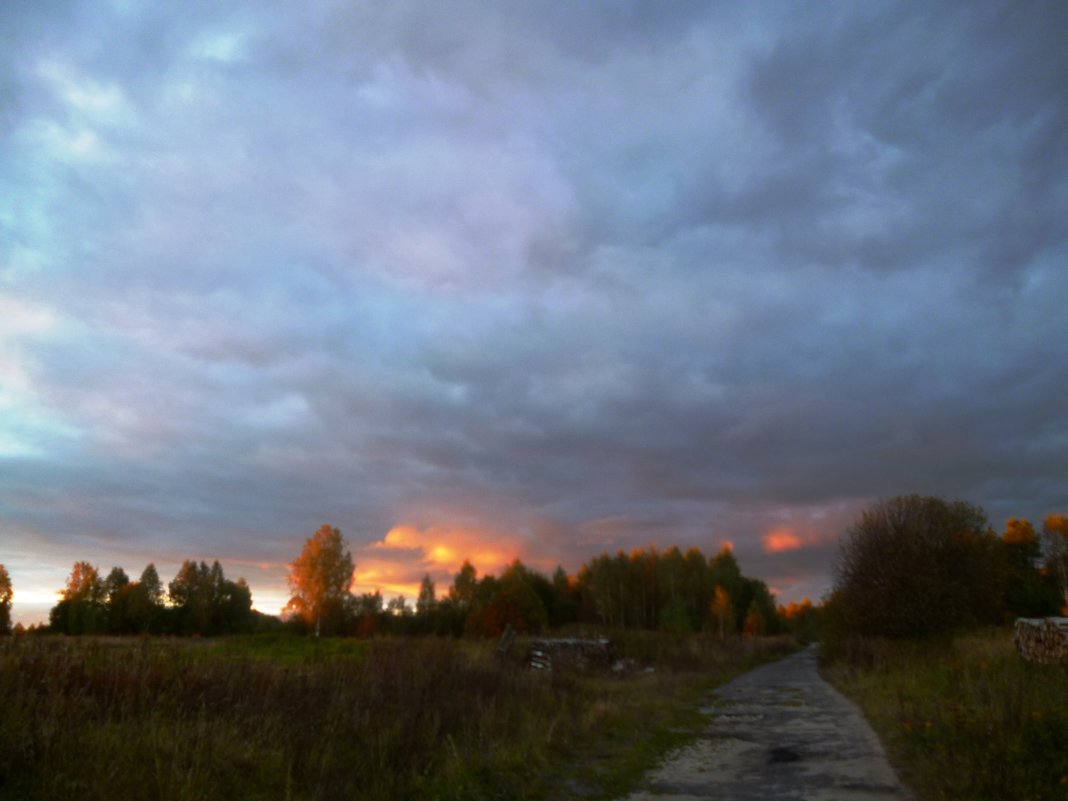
{"left": 1014, "top": 617, "right": 1068, "bottom": 664}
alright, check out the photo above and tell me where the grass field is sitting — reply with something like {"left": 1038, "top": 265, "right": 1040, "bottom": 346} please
{"left": 823, "top": 630, "right": 1068, "bottom": 801}
{"left": 0, "top": 633, "right": 795, "bottom": 801}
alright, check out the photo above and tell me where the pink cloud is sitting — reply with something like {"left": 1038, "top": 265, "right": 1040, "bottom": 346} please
{"left": 762, "top": 528, "right": 804, "bottom": 553}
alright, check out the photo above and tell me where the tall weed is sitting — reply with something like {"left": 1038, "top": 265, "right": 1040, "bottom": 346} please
{"left": 824, "top": 631, "right": 1068, "bottom": 801}
{"left": 0, "top": 633, "right": 795, "bottom": 801}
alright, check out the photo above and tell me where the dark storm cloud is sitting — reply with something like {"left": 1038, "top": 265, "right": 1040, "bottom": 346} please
{"left": 735, "top": 2, "right": 1068, "bottom": 279}
{"left": 2, "top": 1, "right": 1066, "bottom": 617}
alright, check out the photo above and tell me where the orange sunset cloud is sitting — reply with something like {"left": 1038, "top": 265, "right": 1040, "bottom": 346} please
{"left": 353, "top": 524, "right": 536, "bottom": 598}
{"left": 762, "top": 529, "right": 804, "bottom": 553}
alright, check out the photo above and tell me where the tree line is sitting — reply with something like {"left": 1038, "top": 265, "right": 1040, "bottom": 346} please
{"left": 284, "top": 524, "right": 782, "bottom": 638}
{"left": 0, "top": 525, "right": 783, "bottom": 639}
{"left": 41, "top": 559, "right": 269, "bottom": 636}
{"left": 827, "top": 495, "right": 1068, "bottom": 642}
{"left": 6, "top": 500, "right": 1064, "bottom": 642}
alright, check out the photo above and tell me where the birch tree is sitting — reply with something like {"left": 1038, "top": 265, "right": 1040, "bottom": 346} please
{"left": 286, "top": 524, "right": 354, "bottom": 636}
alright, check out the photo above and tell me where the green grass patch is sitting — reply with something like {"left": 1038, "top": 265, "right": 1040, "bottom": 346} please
{"left": 823, "top": 630, "right": 1068, "bottom": 801}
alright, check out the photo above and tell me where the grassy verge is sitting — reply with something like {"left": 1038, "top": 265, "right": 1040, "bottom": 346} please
{"left": 548, "top": 632, "right": 798, "bottom": 799}
{"left": 0, "top": 633, "right": 795, "bottom": 801}
{"left": 822, "top": 630, "right": 1068, "bottom": 801}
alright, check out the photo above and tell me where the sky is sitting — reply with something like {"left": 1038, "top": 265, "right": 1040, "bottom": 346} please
{"left": 2, "top": 1, "right": 1067, "bottom": 626}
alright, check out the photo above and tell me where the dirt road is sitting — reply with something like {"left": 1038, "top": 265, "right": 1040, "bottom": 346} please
{"left": 618, "top": 645, "right": 913, "bottom": 801}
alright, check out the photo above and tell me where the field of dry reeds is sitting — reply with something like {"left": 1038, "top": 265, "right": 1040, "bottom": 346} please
{"left": 0, "top": 633, "right": 794, "bottom": 801}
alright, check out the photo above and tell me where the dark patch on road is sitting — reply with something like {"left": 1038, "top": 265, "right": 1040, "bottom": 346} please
{"left": 768, "top": 745, "right": 801, "bottom": 763}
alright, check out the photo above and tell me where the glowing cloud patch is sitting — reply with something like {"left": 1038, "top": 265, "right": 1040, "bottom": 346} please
{"left": 352, "top": 564, "right": 421, "bottom": 599}
{"left": 762, "top": 529, "right": 803, "bottom": 553}
{"left": 372, "top": 524, "right": 522, "bottom": 575}
{"left": 354, "top": 523, "right": 545, "bottom": 599}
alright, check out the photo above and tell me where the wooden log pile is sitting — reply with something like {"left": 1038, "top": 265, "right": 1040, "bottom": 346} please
{"left": 1013, "top": 617, "right": 1068, "bottom": 663}
{"left": 526, "top": 638, "right": 615, "bottom": 672}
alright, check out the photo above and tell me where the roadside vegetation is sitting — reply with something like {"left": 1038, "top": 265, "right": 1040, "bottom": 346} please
{"left": 824, "top": 632, "right": 1068, "bottom": 801}
{"left": 821, "top": 496, "right": 1068, "bottom": 801}
{"left": 0, "top": 631, "right": 796, "bottom": 801}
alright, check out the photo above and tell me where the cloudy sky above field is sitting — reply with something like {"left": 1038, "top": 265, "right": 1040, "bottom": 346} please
{"left": 2, "top": 1, "right": 1067, "bottom": 623}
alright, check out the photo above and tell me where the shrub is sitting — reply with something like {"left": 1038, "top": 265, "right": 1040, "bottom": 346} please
{"left": 827, "top": 495, "right": 1001, "bottom": 640}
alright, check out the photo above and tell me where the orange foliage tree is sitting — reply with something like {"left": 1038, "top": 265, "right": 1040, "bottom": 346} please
{"left": 1000, "top": 518, "right": 1060, "bottom": 617}
{"left": 286, "top": 524, "right": 354, "bottom": 636}
{"left": 1043, "top": 514, "right": 1068, "bottom": 612}
{"left": 710, "top": 585, "right": 732, "bottom": 641}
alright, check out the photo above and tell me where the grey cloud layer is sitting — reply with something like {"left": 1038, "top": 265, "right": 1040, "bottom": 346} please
{"left": 2, "top": 0, "right": 1066, "bottom": 605}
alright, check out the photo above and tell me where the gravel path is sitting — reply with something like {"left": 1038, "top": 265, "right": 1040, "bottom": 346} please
{"left": 617, "top": 645, "right": 913, "bottom": 801}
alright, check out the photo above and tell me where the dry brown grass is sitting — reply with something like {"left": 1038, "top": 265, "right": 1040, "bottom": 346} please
{"left": 824, "top": 630, "right": 1068, "bottom": 801}
{"left": 0, "top": 633, "right": 796, "bottom": 801}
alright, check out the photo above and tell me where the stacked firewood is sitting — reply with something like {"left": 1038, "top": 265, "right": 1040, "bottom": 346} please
{"left": 526, "top": 638, "right": 615, "bottom": 671}
{"left": 1013, "top": 617, "right": 1068, "bottom": 663}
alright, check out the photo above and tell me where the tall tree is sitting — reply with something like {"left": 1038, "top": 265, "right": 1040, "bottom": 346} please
{"left": 579, "top": 553, "right": 620, "bottom": 627}
{"left": 63, "top": 561, "right": 104, "bottom": 603}
{"left": 448, "top": 560, "right": 478, "bottom": 610}
{"left": 709, "top": 547, "right": 742, "bottom": 593}
{"left": 169, "top": 560, "right": 214, "bottom": 634}
{"left": 286, "top": 524, "right": 354, "bottom": 636}
{"left": 682, "top": 547, "right": 712, "bottom": 630}
{"left": 104, "top": 566, "right": 130, "bottom": 602}
{"left": 416, "top": 573, "right": 437, "bottom": 615}
{"left": 52, "top": 561, "right": 106, "bottom": 634}
{"left": 710, "top": 585, "right": 732, "bottom": 641}
{"left": 1001, "top": 518, "right": 1059, "bottom": 617}
{"left": 1042, "top": 514, "right": 1068, "bottom": 612}
{"left": 548, "top": 565, "right": 578, "bottom": 627}
{"left": 0, "top": 564, "right": 12, "bottom": 635}
{"left": 128, "top": 563, "right": 164, "bottom": 633}
{"left": 139, "top": 563, "right": 163, "bottom": 604}
{"left": 103, "top": 566, "right": 133, "bottom": 634}
{"left": 709, "top": 547, "right": 747, "bottom": 631}
{"left": 220, "top": 576, "right": 254, "bottom": 633}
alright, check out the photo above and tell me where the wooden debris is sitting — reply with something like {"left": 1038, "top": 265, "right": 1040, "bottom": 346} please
{"left": 1013, "top": 617, "right": 1068, "bottom": 663}
{"left": 526, "top": 638, "right": 615, "bottom": 671}
{"left": 497, "top": 624, "right": 517, "bottom": 659}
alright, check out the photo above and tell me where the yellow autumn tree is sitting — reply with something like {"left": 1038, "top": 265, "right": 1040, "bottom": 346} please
{"left": 710, "top": 584, "right": 732, "bottom": 641}
{"left": 286, "top": 524, "right": 354, "bottom": 636}
{"left": 63, "top": 561, "right": 104, "bottom": 602}
{"left": 1003, "top": 517, "right": 1038, "bottom": 546}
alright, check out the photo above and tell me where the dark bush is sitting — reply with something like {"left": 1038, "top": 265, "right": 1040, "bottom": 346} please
{"left": 827, "top": 495, "right": 1002, "bottom": 641}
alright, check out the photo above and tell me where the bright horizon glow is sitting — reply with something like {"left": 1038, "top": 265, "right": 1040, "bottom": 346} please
{"left": 4, "top": 525, "right": 826, "bottom": 627}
